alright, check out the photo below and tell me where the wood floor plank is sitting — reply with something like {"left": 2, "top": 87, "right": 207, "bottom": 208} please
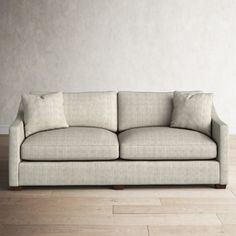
{"left": 1, "top": 186, "right": 234, "bottom": 199}
{"left": 0, "top": 189, "right": 52, "bottom": 198}
{"left": 0, "top": 214, "right": 221, "bottom": 225}
{"left": 160, "top": 197, "right": 236, "bottom": 205}
{"left": 51, "top": 188, "right": 235, "bottom": 198}
{"left": 113, "top": 204, "right": 236, "bottom": 214}
{"left": 230, "top": 189, "right": 236, "bottom": 197}
{"left": 0, "top": 196, "right": 161, "bottom": 206}
{"left": 148, "top": 225, "right": 236, "bottom": 236}
{"left": 0, "top": 204, "right": 112, "bottom": 216}
{"left": 51, "top": 188, "right": 166, "bottom": 198}
{"left": 0, "top": 196, "right": 112, "bottom": 216}
{"left": 0, "top": 225, "right": 148, "bottom": 236}
{"left": 217, "top": 213, "right": 236, "bottom": 225}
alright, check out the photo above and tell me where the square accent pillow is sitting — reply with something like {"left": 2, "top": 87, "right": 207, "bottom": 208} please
{"left": 170, "top": 91, "right": 213, "bottom": 136}
{"left": 22, "top": 92, "right": 68, "bottom": 137}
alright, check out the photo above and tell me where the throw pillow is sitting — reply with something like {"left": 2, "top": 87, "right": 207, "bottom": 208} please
{"left": 22, "top": 92, "right": 68, "bottom": 137}
{"left": 170, "top": 91, "right": 213, "bottom": 136}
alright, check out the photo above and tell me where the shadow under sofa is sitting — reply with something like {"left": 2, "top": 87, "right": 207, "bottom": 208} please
{"left": 9, "top": 91, "right": 228, "bottom": 190}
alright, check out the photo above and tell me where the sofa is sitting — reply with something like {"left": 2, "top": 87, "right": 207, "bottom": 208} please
{"left": 9, "top": 91, "right": 228, "bottom": 190}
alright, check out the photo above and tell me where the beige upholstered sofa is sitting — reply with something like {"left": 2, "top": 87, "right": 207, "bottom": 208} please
{"left": 9, "top": 92, "right": 228, "bottom": 190}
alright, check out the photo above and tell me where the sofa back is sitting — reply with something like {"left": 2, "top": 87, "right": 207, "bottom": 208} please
{"left": 118, "top": 92, "right": 173, "bottom": 131}
{"left": 63, "top": 92, "right": 117, "bottom": 132}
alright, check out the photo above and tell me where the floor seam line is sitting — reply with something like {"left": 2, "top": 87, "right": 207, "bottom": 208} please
{"left": 216, "top": 213, "right": 224, "bottom": 225}
{"left": 147, "top": 225, "right": 150, "bottom": 236}
{"left": 229, "top": 188, "right": 236, "bottom": 198}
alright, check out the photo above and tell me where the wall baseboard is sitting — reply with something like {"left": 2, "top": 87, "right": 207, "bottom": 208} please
{"left": 0, "top": 126, "right": 9, "bottom": 134}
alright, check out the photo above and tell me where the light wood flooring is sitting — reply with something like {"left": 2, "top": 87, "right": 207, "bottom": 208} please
{"left": 1, "top": 135, "right": 236, "bottom": 235}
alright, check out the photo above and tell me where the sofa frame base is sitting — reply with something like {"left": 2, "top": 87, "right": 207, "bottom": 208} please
{"left": 9, "top": 186, "right": 22, "bottom": 191}
{"left": 214, "top": 184, "right": 227, "bottom": 189}
{"left": 14, "top": 160, "right": 222, "bottom": 187}
{"left": 9, "top": 185, "right": 227, "bottom": 191}
{"left": 112, "top": 185, "right": 125, "bottom": 190}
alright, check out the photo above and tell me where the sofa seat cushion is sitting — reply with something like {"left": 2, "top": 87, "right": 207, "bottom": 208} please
{"left": 21, "top": 127, "right": 119, "bottom": 161}
{"left": 119, "top": 127, "right": 217, "bottom": 160}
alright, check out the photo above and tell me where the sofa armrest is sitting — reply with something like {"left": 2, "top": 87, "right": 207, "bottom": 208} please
{"left": 211, "top": 107, "right": 229, "bottom": 184}
{"left": 9, "top": 109, "right": 25, "bottom": 187}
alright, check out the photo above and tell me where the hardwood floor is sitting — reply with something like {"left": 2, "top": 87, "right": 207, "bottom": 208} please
{"left": 1, "top": 135, "right": 236, "bottom": 236}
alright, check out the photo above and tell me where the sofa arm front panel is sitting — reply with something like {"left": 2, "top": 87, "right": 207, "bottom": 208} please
{"left": 9, "top": 111, "right": 25, "bottom": 187}
{"left": 212, "top": 108, "right": 228, "bottom": 185}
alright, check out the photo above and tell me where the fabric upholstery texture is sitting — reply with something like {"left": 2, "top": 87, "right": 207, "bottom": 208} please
{"left": 22, "top": 92, "right": 68, "bottom": 137}
{"left": 118, "top": 91, "right": 173, "bottom": 131}
{"left": 9, "top": 91, "right": 228, "bottom": 187}
{"left": 171, "top": 91, "right": 213, "bottom": 136}
{"left": 19, "top": 160, "right": 219, "bottom": 185}
{"left": 119, "top": 127, "right": 217, "bottom": 160}
{"left": 21, "top": 127, "right": 119, "bottom": 161}
{"left": 212, "top": 106, "right": 229, "bottom": 184}
{"left": 63, "top": 92, "right": 117, "bottom": 131}
{"left": 9, "top": 106, "right": 25, "bottom": 187}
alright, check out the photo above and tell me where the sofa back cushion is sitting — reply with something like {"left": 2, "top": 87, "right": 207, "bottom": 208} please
{"left": 118, "top": 91, "right": 173, "bottom": 131}
{"left": 63, "top": 92, "right": 117, "bottom": 132}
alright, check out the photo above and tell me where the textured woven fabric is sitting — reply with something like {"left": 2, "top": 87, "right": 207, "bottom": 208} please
{"left": 21, "top": 127, "right": 119, "bottom": 161}
{"left": 19, "top": 160, "right": 219, "bottom": 185}
{"left": 9, "top": 104, "right": 25, "bottom": 186}
{"left": 63, "top": 92, "right": 117, "bottom": 131}
{"left": 118, "top": 92, "right": 173, "bottom": 131}
{"left": 22, "top": 92, "right": 68, "bottom": 137}
{"left": 9, "top": 91, "right": 228, "bottom": 187}
{"left": 212, "top": 106, "right": 229, "bottom": 184}
{"left": 171, "top": 91, "right": 213, "bottom": 136}
{"left": 119, "top": 127, "right": 217, "bottom": 160}
{"left": 9, "top": 105, "right": 25, "bottom": 187}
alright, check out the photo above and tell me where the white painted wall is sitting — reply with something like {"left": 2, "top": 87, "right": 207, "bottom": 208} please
{"left": 0, "top": 0, "right": 236, "bottom": 133}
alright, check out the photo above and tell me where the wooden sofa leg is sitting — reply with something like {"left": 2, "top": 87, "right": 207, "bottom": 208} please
{"left": 214, "top": 184, "right": 226, "bottom": 189}
{"left": 9, "top": 186, "right": 22, "bottom": 191}
{"left": 113, "top": 185, "right": 125, "bottom": 190}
